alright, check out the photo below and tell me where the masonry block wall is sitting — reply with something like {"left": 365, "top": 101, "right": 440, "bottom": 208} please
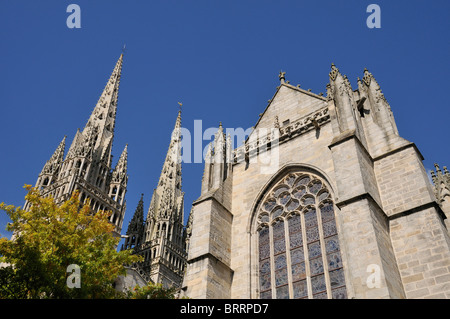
{"left": 182, "top": 66, "right": 450, "bottom": 299}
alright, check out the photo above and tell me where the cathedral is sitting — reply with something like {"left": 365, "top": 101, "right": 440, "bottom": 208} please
{"left": 26, "top": 54, "right": 128, "bottom": 238}
{"left": 28, "top": 53, "right": 187, "bottom": 289}
{"left": 30, "top": 53, "right": 450, "bottom": 299}
{"left": 180, "top": 65, "right": 450, "bottom": 299}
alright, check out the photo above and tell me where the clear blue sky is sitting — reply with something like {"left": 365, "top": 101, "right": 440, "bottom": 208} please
{"left": 0, "top": 1, "right": 449, "bottom": 246}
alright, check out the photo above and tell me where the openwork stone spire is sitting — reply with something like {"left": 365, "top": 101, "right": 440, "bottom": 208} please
{"left": 148, "top": 109, "right": 183, "bottom": 222}
{"left": 123, "top": 194, "right": 145, "bottom": 250}
{"left": 28, "top": 53, "right": 129, "bottom": 237}
{"left": 81, "top": 53, "right": 124, "bottom": 162}
{"left": 40, "top": 136, "right": 66, "bottom": 176}
{"left": 112, "top": 144, "right": 128, "bottom": 184}
{"left": 127, "top": 109, "right": 187, "bottom": 288}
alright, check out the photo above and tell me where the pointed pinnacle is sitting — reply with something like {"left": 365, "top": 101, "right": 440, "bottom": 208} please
{"left": 329, "top": 63, "right": 340, "bottom": 81}
{"left": 434, "top": 163, "right": 441, "bottom": 172}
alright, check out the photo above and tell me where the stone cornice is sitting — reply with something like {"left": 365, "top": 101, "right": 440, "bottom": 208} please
{"left": 233, "top": 106, "right": 330, "bottom": 164}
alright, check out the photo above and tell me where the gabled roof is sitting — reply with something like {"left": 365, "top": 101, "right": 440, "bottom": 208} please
{"left": 246, "top": 81, "right": 328, "bottom": 143}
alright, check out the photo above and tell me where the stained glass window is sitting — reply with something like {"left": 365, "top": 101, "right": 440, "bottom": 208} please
{"left": 295, "top": 176, "right": 310, "bottom": 187}
{"left": 259, "top": 214, "right": 269, "bottom": 224}
{"left": 286, "top": 199, "right": 300, "bottom": 211}
{"left": 292, "top": 186, "right": 306, "bottom": 199}
{"left": 302, "top": 196, "right": 315, "bottom": 206}
{"left": 258, "top": 225, "right": 271, "bottom": 299}
{"left": 257, "top": 172, "right": 347, "bottom": 299}
{"left": 279, "top": 192, "right": 291, "bottom": 205}
{"left": 264, "top": 199, "right": 276, "bottom": 212}
{"left": 308, "top": 180, "right": 322, "bottom": 194}
{"left": 272, "top": 207, "right": 284, "bottom": 219}
{"left": 285, "top": 175, "right": 296, "bottom": 186}
{"left": 318, "top": 191, "right": 329, "bottom": 202}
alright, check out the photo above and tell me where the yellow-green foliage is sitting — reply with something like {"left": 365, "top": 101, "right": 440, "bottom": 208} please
{"left": 0, "top": 185, "right": 142, "bottom": 299}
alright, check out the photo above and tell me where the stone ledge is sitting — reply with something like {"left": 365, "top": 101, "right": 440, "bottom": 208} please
{"left": 328, "top": 129, "right": 373, "bottom": 163}
{"left": 328, "top": 129, "right": 357, "bottom": 149}
{"left": 186, "top": 252, "right": 234, "bottom": 274}
{"left": 192, "top": 192, "right": 234, "bottom": 219}
{"left": 388, "top": 200, "right": 446, "bottom": 222}
{"left": 335, "top": 191, "right": 383, "bottom": 211}
{"left": 372, "top": 142, "right": 424, "bottom": 162}
{"left": 336, "top": 192, "right": 446, "bottom": 222}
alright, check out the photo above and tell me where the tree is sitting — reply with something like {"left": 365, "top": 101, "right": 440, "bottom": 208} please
{"left": 128, "top": 282, "right": 180, "bottom": 299}
{"left": 0, "top": 185, "right": 142, "bottom": 298}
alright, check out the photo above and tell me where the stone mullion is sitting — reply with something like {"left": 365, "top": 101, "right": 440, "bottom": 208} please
{"left": 316, "top": 201, "right": 332, "bottom": 299}
{"left": 300, "top": 209, "right": 313, "bottom": 298}
{"left": 269, "top": 224, "right": 276, "bottom": 299}
{"left": 284, "top": 215, "right": 294, "bottom": 298}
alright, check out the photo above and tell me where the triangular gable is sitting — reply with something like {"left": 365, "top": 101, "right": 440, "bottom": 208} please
{"left": 247, "top": 83, "right": 328, "bottom": 141}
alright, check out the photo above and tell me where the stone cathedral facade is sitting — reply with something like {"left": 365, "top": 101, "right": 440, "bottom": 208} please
{"left": 29, "top": 53, "right": 450, "bottom": 298}
{"left": 181, "top": 65, "right": 450, "bottom": 299}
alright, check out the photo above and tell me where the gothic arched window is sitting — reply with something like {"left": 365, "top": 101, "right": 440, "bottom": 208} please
{"left": 256, "top": 172, "right": 347, "bottom": 299}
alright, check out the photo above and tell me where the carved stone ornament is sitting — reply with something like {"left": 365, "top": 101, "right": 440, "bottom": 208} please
{"left": 329, "top": 63, "right": 339, "bottom": 81}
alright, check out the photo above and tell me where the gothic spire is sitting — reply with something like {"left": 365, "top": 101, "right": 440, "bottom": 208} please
{"left": 112, "top": 144, "right": 128, "bottom": 185}
{"left": 40, "top": 136, "right": 66, "bottom": 176}
{"left": 146, "top": 108, "right": 184, "bottom": 224}
{"left": 66, "top": 128, "right": 81, "bottom": 159}
{"left": 82, "top": 53, "right": 124, "bottom": 160}
{"left": 126, "top": 193, "right": 144, "bottom": 235}
{"left": 157, "top": 108, "right": 182, "bottom": 190}
{"left": 122, "top": 193, "right": 145, "bottom": 250}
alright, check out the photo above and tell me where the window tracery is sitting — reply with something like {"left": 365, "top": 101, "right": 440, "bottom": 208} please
{"left": 257, "top": 172, "right": 347, "bottom": 299}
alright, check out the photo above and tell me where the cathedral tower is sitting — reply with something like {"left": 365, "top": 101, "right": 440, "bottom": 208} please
{"left": 26, "top": 53, "right": 128, "bottom": 237}
{"left": 123, "top": 109, "right": 187, "bottom": 288}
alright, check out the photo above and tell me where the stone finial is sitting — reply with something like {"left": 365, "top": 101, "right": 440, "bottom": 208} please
{"left": 278, "top": 70, "right": 286, "bottom": 84}
{"left": 362, "top": 68, "right": 373, "bottom": 86}
{"left": 329, "top": 63, "right": 339, "bottom": 81}
{"left": 435, "top": 163, "right": 442, "bottom": 175}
